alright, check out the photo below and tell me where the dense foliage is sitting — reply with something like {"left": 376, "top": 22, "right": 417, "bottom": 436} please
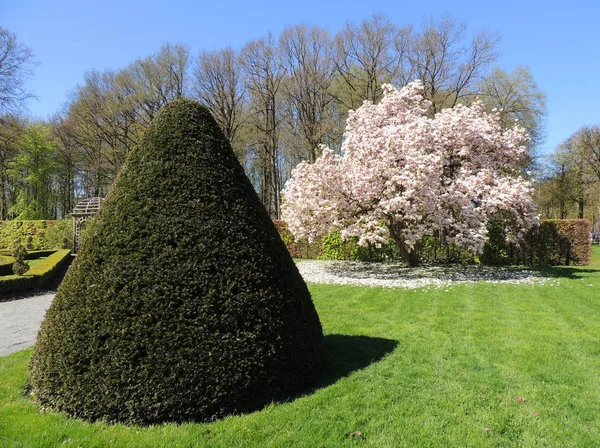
{"left": 29, "top": 99, "right": 325, "bottom": 425}
{"left": 0, "top": 219, "right": 72, "bottom": 250}
{"left": 320, "top": 229, "right": 397, "bottom": 262}
{"left": 274, "top": 220, "right": 397, "bottom": 262}
{"left": 272, "top": 219, "right": 322, "bottom": 259}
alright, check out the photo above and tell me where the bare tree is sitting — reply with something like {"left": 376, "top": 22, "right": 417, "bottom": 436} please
{"left": 571, "top": 126, "right": 600, "bottom": 182}
{"left": 405, "top": 15, "right": 499, "bottom": 114}
{"left": 0, "top": 27, "right": 37, "bottom": 113}
{"left": 50, "top": 112, "right": 81, "bottom": 216}
{"left": 63, "top": 43, "right": 191, "bottom": 197}
{"left": 279, "top": 24, "right": 336, "bottom": 164}
{"left": 553, "top": 137, "right": 598, "bottom": 219}
{"left": 240, "top": 34, "right": 286, "bottom": 217}
{"left": 67, "top": 69, "right": 123, "bottom": 195}
{"left": 192, "top": 47, "right": 246, "bottom": 159}
{"left": 122, "top": 43, "right": 191, "bottom": 127}
{"left": 479, "top": 66, "right": 547, "bottom": 168}
{"left": 332, "top": 14, "right": 406, "bottom": 111}
{"left": 0, "top": 114, "right": 23, "bottom": 218}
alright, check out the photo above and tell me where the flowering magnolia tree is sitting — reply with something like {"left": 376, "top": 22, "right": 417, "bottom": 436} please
{"left": 281, "top": 80, "right": 539, "bottom": 267}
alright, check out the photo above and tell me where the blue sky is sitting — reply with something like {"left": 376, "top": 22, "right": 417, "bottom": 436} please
{"left": 3, "top": 0, "right": 599, "bottom": 156}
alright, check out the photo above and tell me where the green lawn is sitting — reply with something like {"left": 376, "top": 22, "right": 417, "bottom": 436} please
{"left": 1, "top": 249, "right": 600, "bottom": 447}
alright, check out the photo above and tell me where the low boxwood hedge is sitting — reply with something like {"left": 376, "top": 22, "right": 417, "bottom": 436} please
{"left": 0, "top": 255, "right": 15, "bottom": 276}
{"left": 0, "top": 249, "right": 72, "bottom": 297}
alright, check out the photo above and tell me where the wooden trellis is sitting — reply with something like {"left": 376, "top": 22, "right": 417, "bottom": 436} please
{"left": 72, "top": 197, "right": 105, "bottom": 253}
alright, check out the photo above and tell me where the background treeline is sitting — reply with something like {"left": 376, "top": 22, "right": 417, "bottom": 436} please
{"left": 535, "top": 125, "right": 600, "bottom": 225}
{"left": 1, "top": 15, "right": 547, "bottom": 220}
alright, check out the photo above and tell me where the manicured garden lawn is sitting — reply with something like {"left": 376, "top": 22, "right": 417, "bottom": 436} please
{"left": 1, "top": 249, "right": 600, "bottom": 447}
{"left": 25, "top": 257, "right": 49, "bottom": 269}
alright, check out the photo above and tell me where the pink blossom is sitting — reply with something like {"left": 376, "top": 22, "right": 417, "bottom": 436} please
{"left": 281, "top": 80, "right": 539, "bottom": 265}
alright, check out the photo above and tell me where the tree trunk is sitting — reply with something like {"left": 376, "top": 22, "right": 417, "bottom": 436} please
{"left": 387, "top": 222, "right": 420, "bottom": 267}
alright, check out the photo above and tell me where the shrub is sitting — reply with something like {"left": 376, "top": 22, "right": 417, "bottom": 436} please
{"left": 321, "top": 230, "right": 359, "bottom": 260}
{"left": 274, "top": 220, "right": 397, "bottom": 262}
{"left": 29, "top": 99, "right": 326, "bottom": 425}
{"left": 320, "top": 229, "right": 397, "bottom": 262}
{"left": 480, "top": 220, "right": 511, "bottom": 266}
{"left": 12, "top": 243, "right": 29, "bottom": 276}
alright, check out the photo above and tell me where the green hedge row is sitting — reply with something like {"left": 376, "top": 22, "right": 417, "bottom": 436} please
{"left": 273, "top": 220, "right": 397, "bottom": 262}
{"left": 0, "top": 255, "right": 15, "bottom": 275}
{"left": 0, "top": 249, "right": 72, "bottom": 297}
{"left": 0, "top": 219, "right": 73, "bottom": 250}
{"left": 0, "top": 251, "right": 58, "bottom": 276}
{"left": 276, "top": 219, "right": 592, "bottom": 266}
{"left": 320, "top": 229, "right": 397, "bottom": 262}
{"left": 481, "top": 219, "right": 592, "bottom": 266}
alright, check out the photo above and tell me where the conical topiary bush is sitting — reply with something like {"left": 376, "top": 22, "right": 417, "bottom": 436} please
{"left": 29, "top": 99, "right": 326, "bottom": 424}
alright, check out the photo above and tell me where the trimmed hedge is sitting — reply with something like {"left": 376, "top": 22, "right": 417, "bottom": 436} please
{"left": 552, "top": 219, "right": 592, "bottom": 265}
{"left": 0, "top": 255, "right": 15, "bottom": 276}
{"left": 0, "top": 219, "right": 73, "bottom": 250}
{"left": 29, "top": 99, "right": 326, "bottom": 425}
{"left": 278, "top": 217, "right": 591, "bottom": 267}
{"left": 0, "top": 249, "right": 72, "bottom": 297}
{"left": 481, "top": 219, "right": 592, "bottom": 266}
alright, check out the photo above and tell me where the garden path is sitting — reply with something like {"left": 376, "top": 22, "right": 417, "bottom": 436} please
{"left": 0, "top": 293, "right": 55, "bottom": 356}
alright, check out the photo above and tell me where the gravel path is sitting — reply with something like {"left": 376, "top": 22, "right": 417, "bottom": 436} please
{"left": 0, "top": 293, "right": 55, "bottom": 356}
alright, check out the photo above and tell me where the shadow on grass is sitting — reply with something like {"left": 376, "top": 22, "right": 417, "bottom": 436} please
{"left": 316, "top": 334, "right": 398, "bottom": 388}
{"left": 18, "top": 334, "right": 398, "bottom": 426}
{"left": 530, "top": 265, "right": 600, "bottom": 279}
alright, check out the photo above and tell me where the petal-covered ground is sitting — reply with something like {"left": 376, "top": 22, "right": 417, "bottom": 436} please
{"left": 296, "top": 259, "right": 562, "bottom": 289}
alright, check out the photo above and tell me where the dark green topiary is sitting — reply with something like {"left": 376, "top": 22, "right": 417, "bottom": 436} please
{"left": 12, "top": 243, "right": 29, "bottom": 276}
{"left": 29, "top": 99, "right": 326, "bottom": 425}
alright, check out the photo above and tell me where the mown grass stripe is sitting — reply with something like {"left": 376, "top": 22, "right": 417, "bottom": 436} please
{"left": 1, "top": 248, "right": 600, "bottom": 446}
